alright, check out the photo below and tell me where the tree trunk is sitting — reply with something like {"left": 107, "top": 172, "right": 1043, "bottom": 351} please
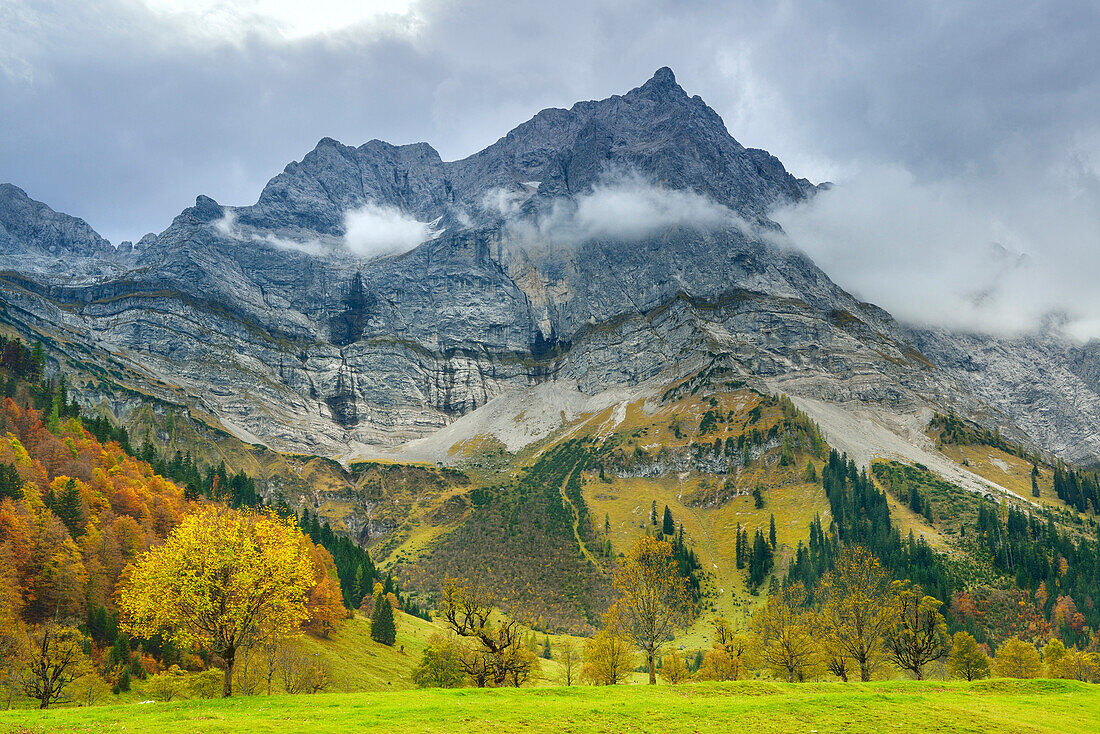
{"left": 39, "top": 694, "right": 49, "bottom": 709}
{"left": 913, "top": 665, "right": 924, "bottom": 681}
{"left": 222, "top": 647, "right": 235, "bottom": 697}
{"left": 648, "top": 653, "right": 656, "bottom": 685}
{"left": 859, "top": 661, "right": 871, "bottom": 682}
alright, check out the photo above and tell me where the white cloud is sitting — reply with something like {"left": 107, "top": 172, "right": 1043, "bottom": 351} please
{"left": 342, "top": 202, "right": 435, "bottom": 257}
{"left": 141, "top": 0, "right": 419, "bottom": 41}
{"left": 775, "top": 160, "right": 1100, "bottom": 339}
{"left": 480, "top": 187, "right": 526, "bottom": 216}
{"left": 212, "top": 207, "right": 327, "bottom": 255}
{"left": 515, "top": 173, "right": 743, "bottom": 245}
{"left": 212, "top": 201, "right": 432, "bottom": 258}
{"left": 212, "top": 208, "right": 236, "bottom": 236}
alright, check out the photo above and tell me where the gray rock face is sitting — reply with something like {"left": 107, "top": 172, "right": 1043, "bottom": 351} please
{"left": 909, "top": 328, "right": 1100, "bottom": 466}
{"left": 1, "top": 69, "right": 1098, "bottom": 465}
{"left": 234, "top": 67, "right": 815, "bottom": 237}
{"left": 0, "top": 183, "right": 114, "bottom": 258}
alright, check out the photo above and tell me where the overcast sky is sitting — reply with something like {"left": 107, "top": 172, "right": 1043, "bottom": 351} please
{"left": 3, "top": 0, "right": 1100, "bottom": 336}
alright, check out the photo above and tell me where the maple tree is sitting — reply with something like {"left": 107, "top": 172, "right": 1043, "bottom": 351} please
{"left": 946, "top": 631, "right": 990, "bottom": 681}
{"left": 994, "top": 637, "right": 1042, "bottom": 679}
{"left": 15, "top": 623, "right": 87, "bottom": 709}
{"left": 613, "top": 535, "right": 694, "bottom": 684}
{"left": 752, "top": 582, "right": 818, "bottom": 683}
{"left": 582, "top": 605, "right": 635, "bottom": 685}
{"left": 817, "top": 545, "right": 898, "bottom": 681}
{"left": 119, "top": 505, "right": 316, "bottom": 697}
{"left": 885, "top": 585, "right": 949, "bottom": 679}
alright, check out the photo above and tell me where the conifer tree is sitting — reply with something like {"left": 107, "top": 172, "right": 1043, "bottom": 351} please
{"left": 0, "top": 462, "right": 23, "bottom": 501}
{"left": 769, "top": 514, "right": 777, "bottom": 549}
{"left": 371, "top": 594, "right": 396, "bottom": 646}
{"left": 650, "top": 501, "right": 658, "bottom": 526}
{"left": 353, "top": 565, "right": 365, "bottom": 605}
{"left": 735, "top": 522, "right": 744, "bottom": 569}
{"left": 662, "top": 506, "right": 675, "bottom": 536}
{"left": 54, "top": 478, "right": 83, "bottom": 537}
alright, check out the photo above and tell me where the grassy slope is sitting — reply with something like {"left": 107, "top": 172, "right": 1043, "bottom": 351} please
{"left": 584, "top": 475, "right": 828, "bottom": 646}
{"left": 573, "top": 388, "right": 830, "bottom": 645}
{"left": 295, "top": 611, "right": 446, "bottom": 691}
{"left": 294, "top": 610, "right": 605, "bottom": 690}
{"left": 4, "top": 680, "right": 1097, "bottom": 734}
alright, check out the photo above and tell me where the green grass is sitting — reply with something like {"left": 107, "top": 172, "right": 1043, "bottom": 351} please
{"left": 295, "top": 610, "right": 447, "bottom": 691}
{"left": 3, "top": 679, "right": 1097, "bottom": 733}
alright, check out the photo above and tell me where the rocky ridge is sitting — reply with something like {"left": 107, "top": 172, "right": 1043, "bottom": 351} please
{"left": 1, "top": 69, "right": 1099, "bottom": 467}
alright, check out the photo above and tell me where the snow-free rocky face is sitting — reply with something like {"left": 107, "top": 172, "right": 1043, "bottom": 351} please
{"left": 3, "top": 68, "right": 1100, "bottom": 466}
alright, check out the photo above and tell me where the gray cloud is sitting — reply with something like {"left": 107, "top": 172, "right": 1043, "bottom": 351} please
{"left": 3, "top": 0, "right": 1100, "bottom": 335}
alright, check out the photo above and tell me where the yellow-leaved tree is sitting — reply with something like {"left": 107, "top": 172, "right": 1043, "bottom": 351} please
{"left": 817, "top": 545, "right": 898, "bottom": 682}
{"left": 752, "top": 581, "right": 818, "bottom": 682}
{"left": 118, "top": 506, "right": 315, "bottom": 697}
{"left": 613, "top": 535, "right": 694, "bottom": 684}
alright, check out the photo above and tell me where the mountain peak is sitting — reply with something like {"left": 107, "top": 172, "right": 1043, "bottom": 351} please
{"left": 632, "top": 66, "right": 688, "bottom": 102}
{"left": 0, "top": 183, "right": 114, "bottom": 257}
{"left": 648, "top": 66, "right": 677, "bottom": 87}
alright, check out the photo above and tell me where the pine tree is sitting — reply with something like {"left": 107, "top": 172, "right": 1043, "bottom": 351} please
{"left": 543, "top": 635, "right": 552, "bottom": 659}
{"left": 54, "top": 478, "right": 83, "bottom": 536}
{"left": 753, "top": 486, "right": 764, "bottom": 509}
{"left": 371, "top": 595, "right": 397, "bottom": 646}
{"left": 735, "top": 522, "right": 744, "bottom": 569}
{"left": 662, "top": 506, "right": 675, "bottom": 536}
{"left": 650, "top": 501, "right": 658, "bottom": 526}
{"left": 1032, "top": 464, "right": 1041, "bottom": 498}
{"left": 353, "top": 565, "right": 365, "bottom": 605}
{"left": 0, "top": 462, "right": 24, "bottom": 501}
{"left": 769, "top": 514, "right": 777, "bottom": 549}
{"left": 605, "top": 513, "right": 611, "bottom": 535}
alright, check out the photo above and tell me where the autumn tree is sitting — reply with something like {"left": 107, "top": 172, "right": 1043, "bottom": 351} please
{"left": 147, "top": 665, "right": 187, "bottom": 702}
{"left": 305, "top": 545, "right": 347, "bottom": 638}
{"left": 278, "top": 647, "right": 331, "bottom": 694}
{"left": 16, "top": 623, "right": 87, "bottom": 708}
{"left": 659, "top": 649, "right": 689, "bottom": 684}
{"left": 1053, "top": 649, "right": 1100, "bottom": 682}
{"left": 582, "top": 606, "right": 635, "bottom": 685}
{"left": 817, "top": 545, "right": 898, "bottom": 681}
{"left": 994, "top": 637, "right": 1042, "bottom": 679}
{"left": 613, "top": 535, "right": 694, "bottom": 684}
{"left": 441, "top": 577, "right": 534, "bottom": 687}
{"left": 412, "top": 635, "right": 465, "bottom": 688}
{"left": 752, "top": 582, "right": 818, "bottom": 682}
{"left": 556, "top": 638, "right": 580, "bottom": 686}
{"left": 1042, "top": 638, "right": 1066, "bottom": 675}
{"left": 119, "top": 506, "right": 316, "bottom": 697}
{"left": 885, "top": 586, "right": 948, "bottom": 679}
{"left": 696, "top": 616, "right": 754, "bottom": 681}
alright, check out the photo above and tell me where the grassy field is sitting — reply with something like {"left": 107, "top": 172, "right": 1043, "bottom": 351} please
{"left": 3, "top": 679, "right": 1096, "bottom": 734}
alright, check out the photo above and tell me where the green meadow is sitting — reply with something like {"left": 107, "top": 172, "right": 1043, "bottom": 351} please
{"left": 3, "top": 679, "right": 1096, "bottom": 734}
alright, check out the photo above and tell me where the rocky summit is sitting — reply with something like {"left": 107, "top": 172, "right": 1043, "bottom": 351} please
{"left": 2, "top": 68, "right": 1100, "bottom": 467}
